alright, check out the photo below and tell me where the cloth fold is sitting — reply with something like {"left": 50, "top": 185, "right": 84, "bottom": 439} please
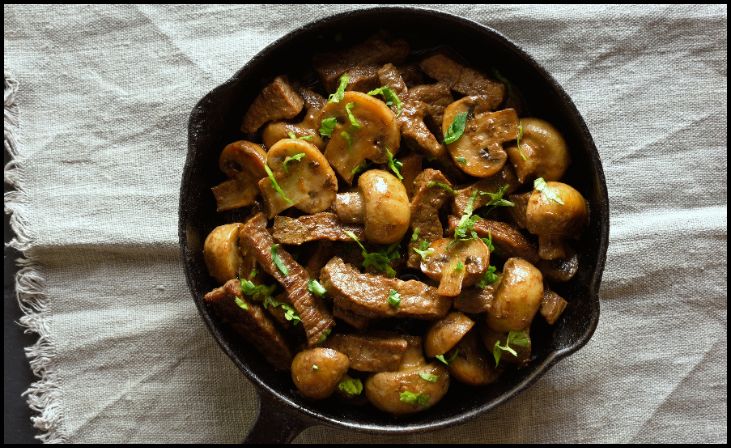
{"left": 4, "top": 4, "right": 727, "bottom": 443}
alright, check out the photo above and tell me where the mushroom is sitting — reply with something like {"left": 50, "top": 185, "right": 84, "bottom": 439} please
{"left": 505, "top": 118, "right": 570, "bottom": 183}
{"left": 537, "top": 250, "right": 579, "bottom": 283}
{"left": 525, "top": 181, "right": 588, "bottom": 260}
{"left": 337, "top": 169, "right": 410, "bottom": 245}
{"left": 257, "top": 138, "right": 338, "bottom": 218}
{"left": 364, "top": 336, "right": 449, "bottom": 415}
{"left": 480, "top": 326, "right": 532, "bottom": 366}
{"left": 262, "top": 88, "right": 327, "bottom": 150}
{"left": 291, "top": 348, "right": 350, "bottom": 400}
{"left": 424, "top": 311, "right": 475, "bottom": 358}
{"left": 448, "top": 329, "right": 500, "bottom": 386}
{"left": 442, "top": 96, "right": 519, "bottom": 178}
{"left": 420, "top": 238, "right": 490, "bottom": 297}
{"left": 210, "top": 141, "right": 267, "bottom": 211}
{"left": 203, "top": 223, "right": 244, "bottom": 284}
{"left": 486, "top": 257, "right": 544, "bottom": 333}
{"left": 321, "top": 91, "right": 400, "bottom": 183}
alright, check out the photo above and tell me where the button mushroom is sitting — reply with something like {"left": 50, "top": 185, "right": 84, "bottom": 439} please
{"left": 257, "top": 138, "right": 338, "bottom": 218}
{"left": 352, "top": 169, "right": 411, "bottom": 245}
{"left": 291, "top": 348, "right": 350, "bottom": 400}
{"left": 486, "top": 257, "right": 544, "bottom": 333}
{"left": 321, "top": 91, "right": 400, "bottom": 184}
{"left": 420, "top": 238, "right": 490, "bottom": 297}
{"left": 480, "top": 326, "right": 532, "bottom": 366}
{"left": 442, "top": 95, "right": 519, "bottom": 178}
{"left": 210, "top": 141, "right": 267, "bottom": 211}
{"left": 525, "top": 180, "right": 589, "bottom": 260}
{"left": 505, "top": 118, "right": 570, "bottom": 183}
{"left": 203, "top": 223, "right": 244, "bottom": 284}
{"left": 262, "top": 88, "right": 327, "bottom": 150}
{"left": 449, "top": 329, "right": 500, "bottom": 386}
{"left": 424, "top": 312, "right": 475, "bottom": 358}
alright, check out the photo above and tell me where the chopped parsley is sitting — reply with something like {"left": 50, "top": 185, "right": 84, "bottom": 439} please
{"left": 477, "top": 265, "right": 499, "bottom": 289}
{"left": 262, "top": 295, "right": 301, "bottom": 325}
{"left": 387, "top": 289, "right": 401, "bottom": 309}
{"left": 340, "top": 130, "right": 353, "bottom": 150}
{"left": 443, "top": 112, "right": 468, "bottom": 144}
{"left": 317, "top": 328, "right": 332, "bottom": 344}
{"left": 516, "top": 122, "right": 528, "bottom": 160}
{"left": 481, "top": 231, "right": 495, "bottom": 252}
{"left": 282, "top": 152, "right": 306, "bottom": 173}
{"left": 427, "top": 181, "right": 454, "bottom": 194}
{"left": 234, "top": 296, "right": 249, "bottom": 311}
{"left": 411, "top": 228, "right": 421, "bottom": 241}
{"left": 385, "top": 147, "right": 403, "bottom": 180}
{"left": 287, "top": 131, "right": 314, "bottom": 141}
{"left": 338, "top": 376, "right": 363, "bottom": 397}
{"left": 240, "top": 272, "right": 277, "bottom": 303}
{"left": 455, "top": 156, "right": 468, "bottom": 165}
{"left": 418, "top": 372, "right": 439, "bottom": 383}
{"left": 453, "top": 191, "right": 480, "bottom": 242}
{"left": 319, "top": 117, "right": 338, "bottom": 137}
{"left": 454, "top": 260, "right": 465, "bottom": 272}
{"left": 367, "top": 86, "right": 403, "bottom": 115}
{"left": 492, "top": 329, "right": 530, "bottom": 367}
{"left": 534, "top": 177, "right": 564, "bottom": 205}
{"left": 480, "top": 184, "right": 514, "bottom": 209}
{"left": 270, "top": 244, "right": 289, "bottom": 276}
{"left": 328, "top": 73, "right": 349, "bottom": 103}
{"left": 264, "top": 165, "right": 292, "bottom": 204}
{"left": 307, "top": 279, "right": 327, "bottom": 298}
{"left": 344, "top": 102, "right": 361, "bottom": 129}
{"left": 413, "top": 239, "right": 435, "bottom": 261}
{"left": 435, "top": 349, "right": 460, "bottom": 366}
{"left": 350, "top": 161, "right": 367, "bottom": 176}
{"left": 344, "top": 230, "right": 399, "bottom": 277}
{"left": 399, "top": 391, "right": 430, "bottom": 407}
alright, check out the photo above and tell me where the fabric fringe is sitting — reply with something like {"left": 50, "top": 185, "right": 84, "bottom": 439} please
{"left": 5, "top": 71, "right": 66, "bottom": 443}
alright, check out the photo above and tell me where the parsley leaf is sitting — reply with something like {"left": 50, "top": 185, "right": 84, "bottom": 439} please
{"left": 344, "top": 230, "right": 399, "bottom": 277}
{"left": 444, "top": 112, "right": 468, "bottom": 144}
{"left": 341, "top": 130, "right": 353, "bottom": 150}
{"left": 282, "top": 152, "right": 306, "bottom": 173}
{"left": 317, "top": 328, "right": 332, "bottom": 344}
{"left": 455, "top": 156, "right": 467, "bottom": 165}
{"left": 481, "top": 231, "right": 495, "bottom": 252}
{"left": 477, "top": 265, "right": 499, "bottom": 289}
{"left": 270, "top": 244, "right": 289, "bottom": 276}
{"left": 264, "top": 165, "right": 292, "bottom": 204}
{"left": 328, "top": 73, "right": 349, "bottom": 103}
{"left": 367, "top": 86, "right": 403, "bottom": 115}
{"left": 455, "top": 260, "right": 465, "bottom": 272}
{"left": 351, "top": 161, "right": 367, "bottom": 176}
{"left": 413, "top": 239, "right": 435, "bottom": 261}
{"left": 319, "top": 117, "right": 338, "bottom": 137}
{"left": 338, "top": 376, "right": 363, "bottom": 397}
{"left": 453, "top": 191, "right": 480, "bottom": 241}
{"left": 419, "top": 372, "right": 439, "bottom": 383}
{"left": 516, "top": 122, "right": 528, "bottom": 161}
{"left": 492, "top": 329, "right": 530, "bottom": 367}
{"left": 427, "top": 181, "right": 454, "bottom": 194}
{"left": 234, "top": 296, "right": 249, "bottom": 311}
{"left": 534, "top": 177, "right": 564, "bottom": 205}
{"left": 287, "top": 132, "right": 314, "bottom": 141}
{"left": 385, "top": 147, "right": 403, "bottom": 180}
{"left": 435, "top": 349, "right": 460, "bottom": 366}
{"left": 411, "top": 227, "right": 421, "bottom": 242}
{"left": 307, "top": 279, "right": 327, "bottom": 298}
{"left": 240, "top": 276, "right": 277, "bottom": 302}
{"left": 344, "top": 102, "right": 361, "bottom": 129}
{"left": 399, "top": 391, "right": 430, "bottom": 407}
{"left": 480, "top": 184, "right": 514, "bottom": 209}
{"left": 262, "top": 295, "right": 301, "bottom": 325}
{"left": 387, "top": 289, "right": 401, "bottom": 309}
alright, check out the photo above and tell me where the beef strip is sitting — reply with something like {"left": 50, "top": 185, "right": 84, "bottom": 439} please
{"left": 320, "top": 257, "right": 450, "bottom": 320}
{"left": 304, "top": 241, "right": 334, "bottom": 279}
{"left": 325, "top": 334, "right": 408, "bottom": 372}
{"left": 333, "top": 192, "right": 364, "bottom": 224}
{"left": 407, "top": 82, "right": 453, "bottom": 131}
{"left": 407, "top": 169, "right": 453, "bottom": 269}
{"left": 313, "top": 34, "right": 410, "bottom": 91}
{"left": 204, "top": 279, "right": 293, "bottom": 370}
{"left": 399, "top": 153, "right": 424, "bottom": 199}
{"left": 239, "top": 213, "right": 335, "bottom": 346}
{"left": 452, "top": 164, "right": 520, "bottom": 216}
{"left": 453, "top": 282, "right": 499, "bottom": 314}
{"left": 333, "top": 304, "right": 370, "bottom": 330}
{"left": 272, "top": 212, "right": 366, "bottom": 245}
{"left": 377, "top": 63, "right": 408, "bottom": 96}
{"left": 419, "top": 53, "right": 505, "bottom": 110}
{"left": 241, "top": 76, "right": 304, "bottom": 134}
{"left": 448, "top": 216, "right": 539, "bottom": 264}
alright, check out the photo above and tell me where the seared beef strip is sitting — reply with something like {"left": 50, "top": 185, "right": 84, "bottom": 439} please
{"left": 399, "top": 153, "right": 424, "bottom": 199}
{"left": 333, "top": 305, "right": 370, "bottom": 330}
{"left": 452, "top": 165, "right": 520, "bottom": 216}
{"left": 453, "top": 282, "right": 499, "bottom": 314}
{"left": 272, "top": 212, "right": 365, "bottom": 246}
{"left": 204, "top": 279, "right": 292, "bottom": 370}
{"left": 240, "top": 213, "right": 335, "bottom": 346}
{"left": 448, "top": 216, "right": 539, "bottom": 264}
{"left": 407, "top": 169, "right": 453, "bottom": 269}
{"left": 325, "top": 333, "right": 408, "bottom": 372}
{"left": 419, "top": 53, "right": 505, "bottom": 110}
{"left": 241, "top": 76, "right": 304, "bottom": 134}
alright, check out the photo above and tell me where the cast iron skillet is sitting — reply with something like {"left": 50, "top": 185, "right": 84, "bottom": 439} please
{"left": 179, "top": 6, "right": 609, "bottom": 444}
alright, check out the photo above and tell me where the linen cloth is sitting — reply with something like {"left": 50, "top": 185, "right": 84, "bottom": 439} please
{"left": 4, "top": 4, "right": 727, "bottom": 443}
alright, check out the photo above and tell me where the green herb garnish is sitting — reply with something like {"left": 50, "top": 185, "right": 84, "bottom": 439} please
{"left": 287, "top": 131, "right": 314, "bottom": 141}
{"left": 534, "top": 177, "right": 564, "bottom": 205}
{"left": 270, "top": 244, "right": 289, "bottom": 276}
{"left": 455, "top": 156, "right": 467, "bottom": 165}
{"left": 240, "top": 275, "right": 277, "bottom": 303}
{"left": 399, "top": 391, "right": 430, "bottom": 407}
{"left": 234, "top": 296, "right": 249, "bottom": 311}
{"left": 477, "top": 265, "right": 498, "bottom": 289}
{"left": 317, "top": 328, "right": 332, "bottom": 344}
{"left": 341, "top": 130, "right": 353, "bottom": 150}
{"left": 344, "top": 230, "right": 399, "bottom": 277}
{"left": 516, "top": 122, "right": 528, "bottom": 161}
{"left": 307, "top": 279, "right": 327, "bottom": 298}
{"left": 435, "top": 349, "right": 460, "bottom": 366}
{"left": 413, "top": 240, "right": 435, "bottom": 261}
{"left": 385, "top": 147, "right": 403, "bottom": 180}
{"left": 282, "top": 152, "right": 306, "bottom": 173}
{"left": 455, "top": 261, "right": 465, "bottom": 272}
{"left": 367, "top": 86, "right": 403, "bottom": 115}
{"left": 481, "top": 231, "right": 495, "bottom": 252}
{"left": 338, "top": 376, "right": 363, "bottom": 397}
{"left": 418, "top": 372, "right": 439, "bottom": 383}
{"left": 344, "top": 102, "right": 361, "bottom": 129}
{"left": 492, "top": 329, "right": 530, "bottom": 367}
{"left": 328, "top": 73, "right": 349, "bottom": 103}
{"left": 480, "top": 184, "right": 514, "bottom": 209}
{"left": 351, "top": 161, "right": 367, "bottom": 176}
{"left": 319, "top": 117, "right": 338, "bottom": 137}
{"left": 411, "top": 227, "right": 421, "bottom": 242}
{"left": 453, "top": 191, "right": 480, "bottom": 242}
{"left": 387, "top": 289, "right": 401, "bottom": 309}
{"left": 443, "top": 112, "right": 468, "bottom": 144}
{"left": 427, "top": 181, "right": 454, "bottom": 194}
{"left": 263, "top": 295, "right": 301, "bottom": 325}
{"left": 264, "top": 165, "right": 292, "bottom": 204}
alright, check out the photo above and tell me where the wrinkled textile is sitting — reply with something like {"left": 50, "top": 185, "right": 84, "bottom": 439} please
{"left": 4, "top": 4, "right": 727, "bottom": 443}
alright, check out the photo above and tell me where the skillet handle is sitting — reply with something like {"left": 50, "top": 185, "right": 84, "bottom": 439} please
{"left": 243, "top": 392, "right": 312, "bottom": 444}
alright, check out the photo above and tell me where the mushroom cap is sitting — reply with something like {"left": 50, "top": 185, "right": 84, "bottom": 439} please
{"left": 505, "top": 118, "right": 570, "bottom": 183}
{"left": 203, "top": 223, "right": 244, "bottom": 284}
{"left": 219, "top": 140, "right": 267, "bottom": 180}
{"left": 424, "top": 311, "right": 475, "bottom": 357}
{"left": 357, "top": 169, "right": 410, "bottom": 244}
{"left": 526, "top": 181, "right": 588, "bottom": 236}
{"left": 291, "top": 348, "right": 350, "bottom": 400}
{"left": 322, "top": 91, "right": 400, "bottom": 183}
{"left": 420, "top": 238, "right": 490, "bottom": 297}
{"left": 486, "top": 257, "right": 544, "bottom": 332}
{"left": 365, "top": 363, "right": 449, "bottom": 415}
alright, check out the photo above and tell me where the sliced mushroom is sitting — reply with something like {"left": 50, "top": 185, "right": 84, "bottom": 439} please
{"left": 480, "top": 326, "right": 532, "bottom": 366}
{"left": 526, "top": 181, "right": 588, "bottom": 260}
{"left": 321, "top": 91, "right": 400, "bottom": 183}
{"left": 291, "top": 348, "right": 350, "bottom": 400}
{"left": 421, "top": 238, "right": 490, "bottom": 297}
{"left": 262, "top": 88, "right": 327, "bottom": 150}
{"left": 449, "top": 329, "right": 500, "bottom": 386}
{"left": 424, "top": 311, "right": 475, "bottom": 358}
{"left": 540, "top": 288, "right": 568, "bottom": 325}
{"left": 364, "top": 362, "right": 449, "bottom": 415}
{"left": 203, "top": 223, "right": 244, "bottom": 284}
{"left": 257, "top": 139, "right": 338, "bottom": 218}
{"left": 505, "top": 118, "right": 570, "bottom": 183}
{"left": 442, "top": 95, "right": 519, "bottom": 178}
{"left": 486, "top": 257, "right": 544, "bottom": 333}
{"left": 400, "top": 335, "right": 426, "bottom": 370}
{"left": 358, "top": 169, "right": 411, "bottom": 244}
{"left": 211, "top": 140, "right": 268, "bottom": 211}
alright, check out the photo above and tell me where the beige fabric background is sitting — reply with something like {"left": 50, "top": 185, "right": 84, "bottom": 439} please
{"left": 4, "top": 4, "right": 727, "bottom": 443}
